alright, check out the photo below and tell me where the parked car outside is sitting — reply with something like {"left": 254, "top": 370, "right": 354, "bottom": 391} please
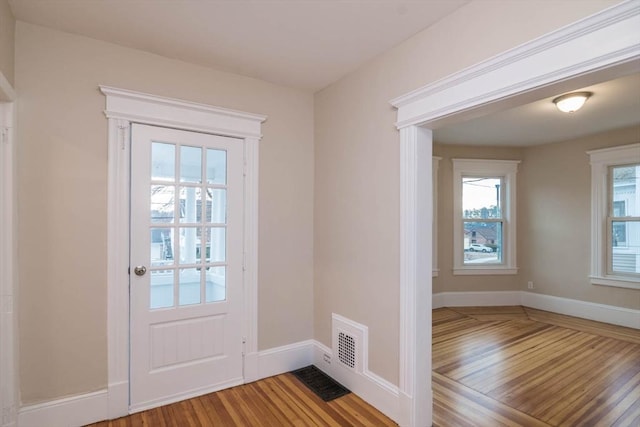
{"left": 468, "top": 243, "right": 494, "bottom": 253}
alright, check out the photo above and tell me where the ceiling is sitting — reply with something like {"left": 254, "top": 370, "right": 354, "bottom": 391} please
{"left": 9, "top": 1, "right": 639, "bottom": 146}
{"left": 434, "top": 72, "right": 640, "bottom": 147}
{"left": 8, "top": 0, "right": 469, "bottom": 92}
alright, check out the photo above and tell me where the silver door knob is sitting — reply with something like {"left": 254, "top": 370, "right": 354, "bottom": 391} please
{"left": 134, "top": 266, "right": 147, "bottom": 276}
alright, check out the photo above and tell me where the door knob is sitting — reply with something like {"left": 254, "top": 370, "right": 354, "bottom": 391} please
{"left": 134, "top": 265, "right": 147, "bottom": 276}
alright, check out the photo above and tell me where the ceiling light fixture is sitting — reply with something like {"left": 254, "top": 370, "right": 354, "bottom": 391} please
{"left": 552, "top": 91, "right": 593, "bottom": 113}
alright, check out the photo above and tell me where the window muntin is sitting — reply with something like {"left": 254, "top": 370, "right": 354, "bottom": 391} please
{"left": 608, "top": 163, "right": 640, "bottom": 277}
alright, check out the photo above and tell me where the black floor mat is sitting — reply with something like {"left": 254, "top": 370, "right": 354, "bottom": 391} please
{"left": 290, "top": 365, "right": 351, "bottom": 401}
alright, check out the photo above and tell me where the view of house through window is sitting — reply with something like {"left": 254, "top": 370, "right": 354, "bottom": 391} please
{"left": 462, "top": 177, "right": 503, "bottom": 264}
{"left": 610, "top": 163, "right": 640, "bottom": 276}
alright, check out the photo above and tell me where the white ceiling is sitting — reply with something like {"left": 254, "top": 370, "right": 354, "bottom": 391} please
{"left": 9, "top": 1, "right": 639, "bottom": 146}
{"left": 434, "top": 72, "right": 640, "bottom": 147}
{"left": 8, "top": 0, "right": 469, "bottom": 92}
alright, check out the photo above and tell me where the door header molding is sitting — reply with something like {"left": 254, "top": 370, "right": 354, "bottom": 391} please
{"left": 100, "top": 86, "right": 267, "bottom": 139}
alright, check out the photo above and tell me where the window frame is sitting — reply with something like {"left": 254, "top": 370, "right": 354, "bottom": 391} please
{"left": 588, "top": 144, "right": 640, "bottom": 289}
{"left": 452, "top": 159, "right": 520, "bottom": 275}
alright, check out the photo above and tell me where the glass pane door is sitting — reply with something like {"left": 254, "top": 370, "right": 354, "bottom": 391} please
{"left": 149, "top": 142, "right": 228, "bottom": 309}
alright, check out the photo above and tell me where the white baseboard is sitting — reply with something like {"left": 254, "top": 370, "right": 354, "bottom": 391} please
{"left": 255, "top": 340, "right": 314, "bottom": 381}
{"left": 17, "top": 340, "right": 314, "bottom": 426}
{"left": 19, "top": 390, "right": 108, "bottom": 427}
{"left": 312, "top": 341, "right": 400, "bottom": 423}
{"left": 433, "top": 291, "right": 639, "bottom": 329}
{"left": 433, "top": 293, "right": 445, "bottom": 309}
{"left": 521, "top": 291, "right": 640, "bottom": 329}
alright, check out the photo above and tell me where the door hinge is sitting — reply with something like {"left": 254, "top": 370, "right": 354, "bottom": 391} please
{"left": 117, "top": 121, "right": 130, "bottom": 150}
{"left": 242, "top": 337, "right": 247, "bottom": 356}
{"left": 0, "top": 128, "right": 8, "bottom": 144}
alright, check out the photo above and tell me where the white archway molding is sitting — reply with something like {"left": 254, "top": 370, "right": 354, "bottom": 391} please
{"left": 391, "top": 1, "right": 640, "bottom": 426}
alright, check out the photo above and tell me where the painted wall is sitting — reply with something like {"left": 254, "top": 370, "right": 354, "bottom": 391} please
{"left": 432, "top": 144, "right": 525, "bottom": 293}
{"left": 520, "top": 125, "right": 640, "bottom": 310}
{"left": 314, "top": 0, "right": 621, "bottom": 386}
{"left": 15, "top": 22, "right": 314, "bottom": 404}
{"left": 0, "top": 0, "right": 14, "bottom": 85}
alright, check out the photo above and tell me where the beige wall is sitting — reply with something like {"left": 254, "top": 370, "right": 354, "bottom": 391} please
{"left": 16, "top": 22, "right": 314, "bottom": 404}
{"left": 314, "top": 0, "right": 621, "bottom": 386}
{"left": 0, "top": 0, "right": 14, "bottom": 85}
{"left": 520, "top": 126, "right": 640, "bottom": 310}
{"left": 432, "top": 144, "right": 525, "bottom": 293}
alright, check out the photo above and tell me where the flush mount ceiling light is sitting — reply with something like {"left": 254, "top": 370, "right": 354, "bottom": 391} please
{"left": 552, "top": 91, "right": 593, "bottom": 113}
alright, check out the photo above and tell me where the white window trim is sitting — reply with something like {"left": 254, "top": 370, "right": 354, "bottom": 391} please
{"left": 588, "top": 143, "right": 640, "bottom": 290}
{"left": 452, "top": 159, "right": 520, "bottom": 275}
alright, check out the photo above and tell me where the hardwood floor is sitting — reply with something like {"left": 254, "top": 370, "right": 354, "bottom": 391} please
{"left": 89, "top": 306, "right": 639, "bottom": 426}
{"left": 87, "top": 373, "right": 397, "bottom": 427}
{"left": 433, "top": 306, "right": 640, "bottom": 427}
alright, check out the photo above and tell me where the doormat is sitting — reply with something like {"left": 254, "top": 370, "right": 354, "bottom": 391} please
{"left": 290, "top": 365, "right": 351, "bottom": 402}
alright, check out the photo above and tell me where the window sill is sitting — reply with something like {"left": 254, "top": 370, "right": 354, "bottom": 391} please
{"left": 453, "top": 267, "right": 518, "bottom": 276}
{"left": 590, "top": 276, "right": 640, "bottom": 290}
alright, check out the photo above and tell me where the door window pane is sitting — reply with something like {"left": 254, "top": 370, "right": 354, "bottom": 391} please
{"left": 151, "top": 142, "right": 175, "bottom": 181}
{"left": 179, "top": 268, "right": 201, "bottom": 306}
{"left": 206, "top": 227, "right": 226, "bottom": 262}
{"left": 151, "top": 228, "right": 174, "bottom": 267}
{"left": 206, "top": 189, "right": 226, "bottom": 224}
{"left": 150, "top": 270, "right": 174, "bottom": 309}
{"left": 151, "top": 185, "right": 175, "bottom": 223}
{"left": 179, "top": 187, "right": 202, "bottom": 223}
{"left": 464, "top": 221, "right": 502, "bottom": 264}
{"left": 463, "top": 177, "right": 502, "bottom": 219}
{"left": 205, "top": 266, "right": 226, "bottom": 302}
{"left": 206, "top": 149, "right": 226, "bottom": 185}
{"left": 181, "top": 146, "right": 202, "bottom": 183}
{"left": 179, "top": 227, "right": 200, "bottom": 264}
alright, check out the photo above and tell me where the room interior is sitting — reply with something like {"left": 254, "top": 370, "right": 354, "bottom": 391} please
{"left": 0, "top": 1, "right": 639, "bottom": 426}
{"left": 432, "top": 73, "right": 640, "bottom": 302}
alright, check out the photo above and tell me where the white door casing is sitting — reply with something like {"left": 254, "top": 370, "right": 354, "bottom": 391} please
{"left": 390, "top": 2, "right": 640, "bottom": 426}
{"left": 102, "top": 86, "right": 266, "bottom": 418}
{"left": 129, "top": 124, "right": 244, "bottom": 411}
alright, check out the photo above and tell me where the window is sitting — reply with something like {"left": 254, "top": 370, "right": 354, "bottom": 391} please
{"left": 452, "top": 159, "right": 520, "bottom": 275}
{"left": 588, "top": 143, "right": 640, "bottom": 289}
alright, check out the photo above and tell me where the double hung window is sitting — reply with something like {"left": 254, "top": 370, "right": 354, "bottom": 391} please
{"left": 589, "top": 144, "right": 640, "bottom": 288}
{"left": 452, "top": 159, "right": 519, "bottom": 275}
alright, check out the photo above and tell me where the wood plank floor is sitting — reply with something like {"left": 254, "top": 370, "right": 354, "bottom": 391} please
{"left": 87, "top": 373, "right": 397, "bottom": 427}
{"left": 434, "top": 306, "right": 640, "bottom": 427}
{"left": 89, "top": 306, "right": 639, "bottom": 426}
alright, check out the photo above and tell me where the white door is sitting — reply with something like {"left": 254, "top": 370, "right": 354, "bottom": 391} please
{"left": 130, "top": 123, "right": 244, "bottom": 411}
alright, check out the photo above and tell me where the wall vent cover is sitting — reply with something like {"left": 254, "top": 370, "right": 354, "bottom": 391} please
{"left": 337, "top": 332, "right": 356, "bottom": 369}
{"left": 332, "top": 313, "right": 366, "bottom": 373}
